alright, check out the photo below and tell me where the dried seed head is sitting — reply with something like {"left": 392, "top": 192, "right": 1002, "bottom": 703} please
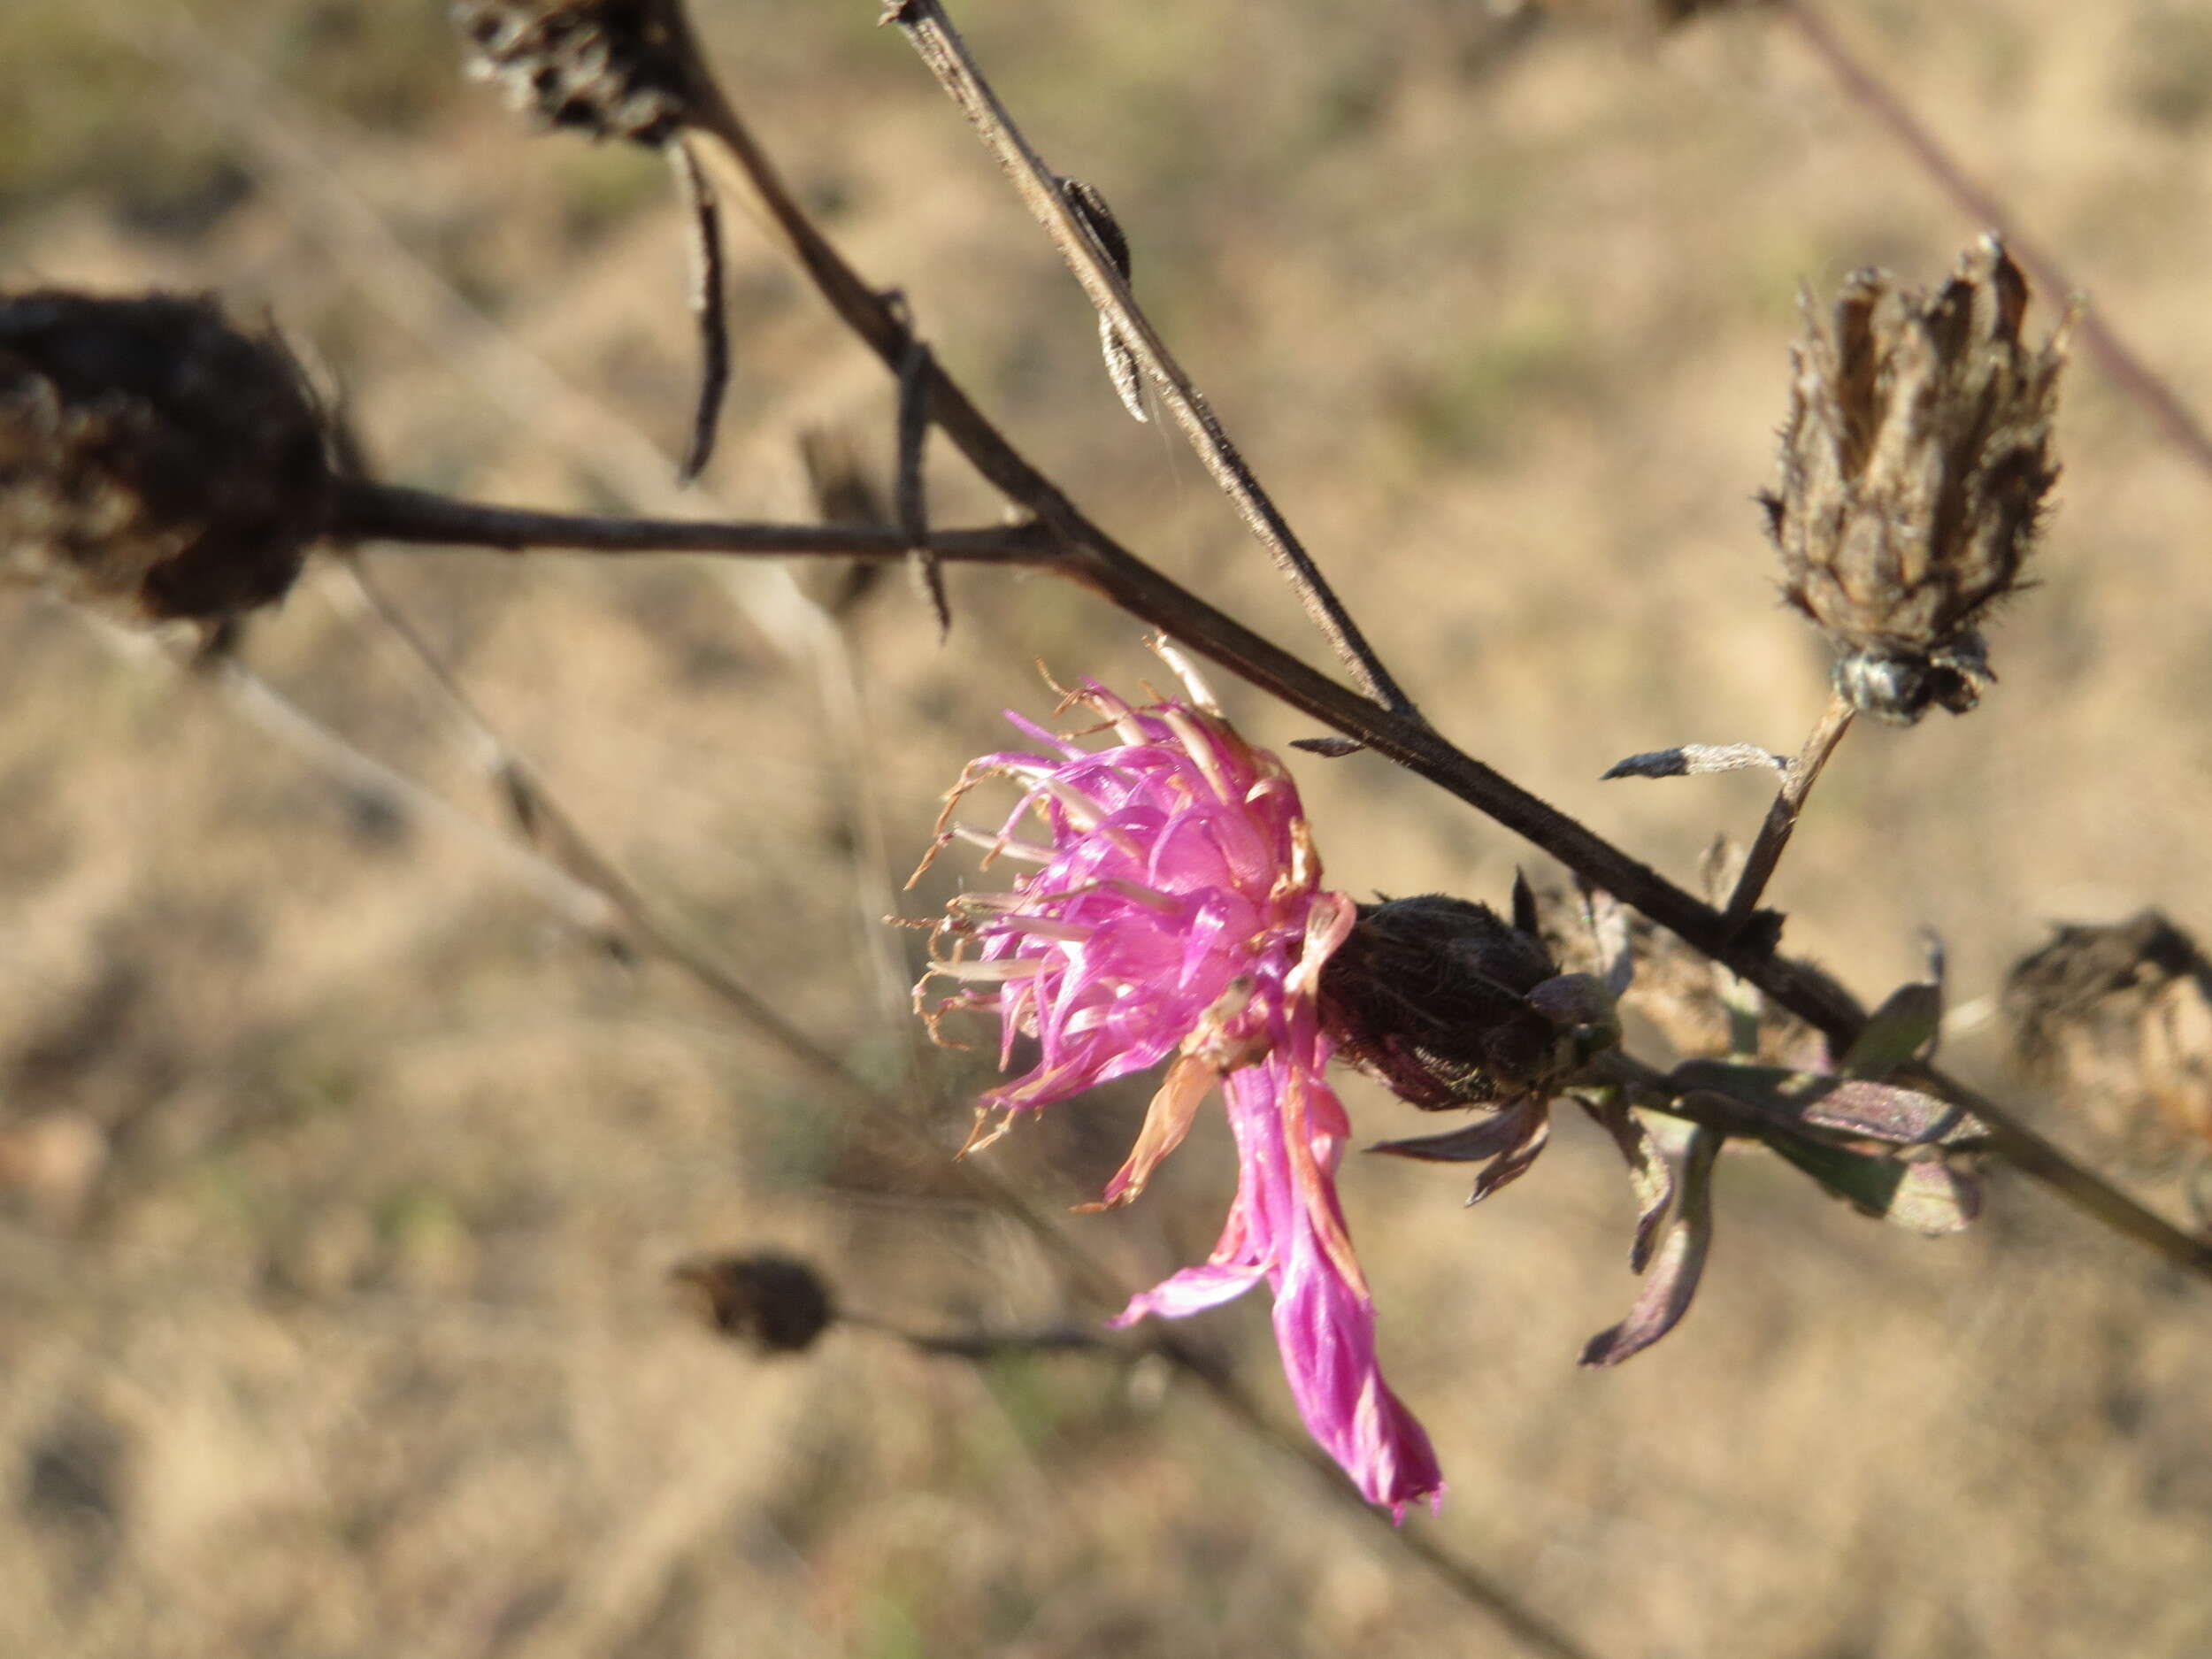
{"left": 0, "top": 291, "right": 331, "bottom": 623}
{"left": 1318, "top": 893, "right": 1586, "bottom": 1110}
{"left": 454, "top": 0, "right": 697, "bottom": 147}
{"left": 669, "top": 1252, "right": 836, "bottom": 1355}
{"left": 1763, "top": 236, "right": 2068, "bottom": 724}
{"left": 2003, "top": 911, "right": 2212, "bottom": 1168}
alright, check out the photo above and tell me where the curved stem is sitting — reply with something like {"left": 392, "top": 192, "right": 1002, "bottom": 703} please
{"left": 1778, "top": 0, "right": 2212, "bottom": 480}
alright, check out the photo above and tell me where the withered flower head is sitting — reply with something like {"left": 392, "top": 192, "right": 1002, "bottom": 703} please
{"left": 1763, "top": 235, "right": 2068, "bottom": 724}
{"left": 1317, "top": 893, "right": 1586, "bottom": 1110}
{"left": 0, "top": 291, "right": 331, "bottom": 623}
{"left": 454, "top": 0, "right": 699, "bottom": 147}
{"left": 2004, "top": 910, "right": 2212, "bottom": 1167}
{"left": 669, "top": 1252, "right": 836, "bottom": 1355}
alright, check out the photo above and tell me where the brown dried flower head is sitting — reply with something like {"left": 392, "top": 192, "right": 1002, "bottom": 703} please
{"left": 669, "top": 1252, "right": 836, "bottom": 1355}
{"left": 0, "top": 291, "right": 331, "bottom": 623}
{"left": 454, "top": 0, "right": 699, "bottom": 147}
{"left": 2004, "top": 911, "right": 2212, "bottom": 1168}
{"left": 1763, "top": 236, "right": 2068, "bottom": 724}
{"left": 1318, "top": 891, "right": 1612, "bottom": 1110}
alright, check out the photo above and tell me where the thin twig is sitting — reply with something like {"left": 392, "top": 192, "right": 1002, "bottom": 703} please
{"left": 885, "top": 0, "right": 1420, "bottom": 718}
{"left": 1777, "top": 0, "right": 2212, "bottom": 482}
{"left": 1724, "top": 689, "right": 1855, "bottom": 926}
{"left": 852, "top": 1311, "right": 1601, "bottom": 1659}
{"left": 328, "top": 476, "right": 1055, "bottom": 564}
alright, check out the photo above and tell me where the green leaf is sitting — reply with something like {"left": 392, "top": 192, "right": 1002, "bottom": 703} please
{"left": 1839, "top": 981, "right": 1942, "bottom": 1079}
{"left": 1766, "top": 1137, "right": 1980, "bottom": 1236}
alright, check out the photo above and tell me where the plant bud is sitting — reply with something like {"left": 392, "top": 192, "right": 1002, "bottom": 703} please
{"left": 2004, "top": 911, "right": 2212, "bottom": 1167}
{"left": 669, "top": 1252, "right": 836, "bottom": 1355}
{"left": 1318, "top": 894, "right": 1573, "bottom": 1110}
{"left": 1, "top": 291, "right": 331, "bottom": 623}
{"left": 1762, "top": 236, "right": 2067, "bottom": 723}
{"left": 454, "top": 0, "right": 698, "bottom": 148}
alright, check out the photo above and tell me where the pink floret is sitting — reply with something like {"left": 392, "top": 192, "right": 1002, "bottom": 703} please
{"left": 917, "top": 673, "right": 1443, "bottom": 1517}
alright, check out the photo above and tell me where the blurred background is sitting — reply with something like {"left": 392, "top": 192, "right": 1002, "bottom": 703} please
{"left": 4, "top": 2, "right": 2212, "bottom": 1655}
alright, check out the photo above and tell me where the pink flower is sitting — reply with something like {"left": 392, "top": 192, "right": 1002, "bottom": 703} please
{"left": 912, "top": 652, "right": 1443, "bottom": 1517}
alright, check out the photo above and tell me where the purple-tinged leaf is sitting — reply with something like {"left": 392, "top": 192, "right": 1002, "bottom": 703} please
{"left": 1369, "top": 1097, "right": 1552, "bottom": 1203}
{"left": 1579, "top": 1126, "right": 1721, "bottom": 1367}
{"left": 1668, "top": 1061, "right": 1982, "bottom": 1146}
{"left": 1467, "top": 1110, "right": 1551, "bottom": 1204}
{"left": 1579, "top": 1094, "right": 1674, "bottom": 1272}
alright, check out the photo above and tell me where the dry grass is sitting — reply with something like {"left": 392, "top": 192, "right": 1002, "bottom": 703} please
{"left": 4, "top": 3, "right": 2212, "bottom": 1655}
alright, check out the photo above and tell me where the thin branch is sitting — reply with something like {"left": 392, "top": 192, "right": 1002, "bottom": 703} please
{"left": 328, "top": 476, "right": 1056, "bottom": 564}
{"left": 849, "top": 1311, "right": 1601, "bottom": 1659}
{"left": 1777, "top": 0, "right": 2212, "bottom": 482}
{"left": 884, "top": 0, "right": 1420, "bottom": 718}
{"left": 334, "top": 465, "right": 2212, "bottom": 1283}
{"left": 1724, "top": 689, "right": 1855, "bottom": 926}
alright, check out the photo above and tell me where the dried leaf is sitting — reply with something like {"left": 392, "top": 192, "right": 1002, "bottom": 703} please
{"left": 1601, "top": 743, "right": 1789, "bottom": 780}
{"left": 1368, "top": 1097, "right": 1551, "bottom": 1203}
{"left": 1580, "top": 1095, "right": 1675, "bottom": 1272}
{"left": 1579, "top": 1125, "right": 1720, "bottom": 1367}
{"left": 1060, "top": 177, "right": 1147, "bottom": 423}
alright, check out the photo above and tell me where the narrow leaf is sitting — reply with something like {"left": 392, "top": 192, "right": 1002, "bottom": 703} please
{"left": 1839, "top": 981, "right": 1941, "bottom": 1079}
{"left": 1579, "top": 1125, "right": 1721, "bottom": 1367}
{"left": 1579, "top": 1095, "right": 1675, "bottom": 1273}
{"left": 1369, "top": 1098, "right": 1552, "bottom": 1204}
{"left": 1601, "top": 744, "right": 1788, "bottom": 780}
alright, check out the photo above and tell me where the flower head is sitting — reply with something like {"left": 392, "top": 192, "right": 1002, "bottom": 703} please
{"left": 912, "top": 649, "right": 1442, "bottom": 1516}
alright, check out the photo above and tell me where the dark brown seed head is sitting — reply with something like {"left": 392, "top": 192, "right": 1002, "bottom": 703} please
{"left": 1317, "top": 893, "right": 1570, "bottom": 1110}
{"left": 2003, "top": 910, "right": 2212, "bottom": 1167}
{"left": 669, "top": 1252, "right": 836, "bottom": 1355}
{"left": 454, "top": 0, "right": 697, "bottom": 148}
{"left": 0, "top": 291, "right": 331, "bottom": 623}
{"left": 1762, "top": 236, "right": 2068, "bottom": 723}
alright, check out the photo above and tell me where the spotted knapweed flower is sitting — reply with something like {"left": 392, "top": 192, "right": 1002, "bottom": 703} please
{"left": 910, "top": 649, "right": 1443, "bottom": 1516}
